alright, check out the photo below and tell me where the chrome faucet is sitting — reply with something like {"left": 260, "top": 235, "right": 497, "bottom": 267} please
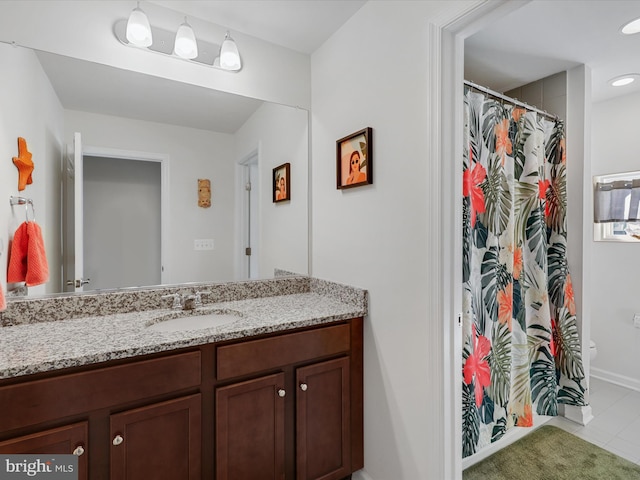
{"left": 162, "top": 291, "right": 211, "bottom": 310}
{"left": 161, "top": 293, "right": 183, "bottom": 310}
{"left": 194, "top": 291, "right": 211, "bottom": 308}
{"left": 182, "top": 294, "right": 197, "bottom": 310}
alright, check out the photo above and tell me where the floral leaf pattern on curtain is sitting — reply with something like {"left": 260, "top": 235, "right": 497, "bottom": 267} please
{"left": 462, "top": 87, "right": 587, "bottom": 458}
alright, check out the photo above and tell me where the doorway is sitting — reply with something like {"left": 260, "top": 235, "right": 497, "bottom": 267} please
{"left": 83, "top": 156, "right": 161, "bottom": 290}
{"left": 239, "top": 151, "right": 259, "bottom": 280}
{"left": 63, "top": 138, "right": 169, "bottom": 292}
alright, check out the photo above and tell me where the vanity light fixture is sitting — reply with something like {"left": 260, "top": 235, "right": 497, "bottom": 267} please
{"left": 621, "top": 17, "right": 640, "bottom": 35}
{"left": 126, "top": 2, "right": 153, "bottom": 47}
{"left": 174, "top": 17, "right": 198, "bottom": 59}
{"left": 115, "top": 5, "right": 242, "bottom": 72}
{"left": 609, "top": 74, "right": 638, "bottom": 87}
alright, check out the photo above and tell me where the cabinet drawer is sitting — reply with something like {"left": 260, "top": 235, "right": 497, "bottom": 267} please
{"left": 0, "top": 351, "right": 201, "bottom": 432}
{"left": 217, "top": 324, "right": 350, "bottom": 380}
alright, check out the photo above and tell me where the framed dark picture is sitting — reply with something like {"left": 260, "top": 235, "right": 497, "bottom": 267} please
{"left": 273, "top": 162, "right": 290, "bottom": 202}
{"left": 337, "top": 127, "right": 372, "bottom": 189}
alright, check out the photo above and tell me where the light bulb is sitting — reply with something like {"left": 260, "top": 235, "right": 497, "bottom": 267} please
{"left": 174, "top": 18, "right": 198, "bottom": 59}
{"left": 126, "top": 3, "right": 152, "bottom": 47}
{"left": 219, "top": 31, "right": 241, "bottom": 71}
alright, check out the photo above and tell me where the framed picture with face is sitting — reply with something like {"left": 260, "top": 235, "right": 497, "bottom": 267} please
{"left": 336, "top": 127, "right": 372, "bottom": 189}
{"left": 273, "top": 162, "right": 290, "bottom": 202}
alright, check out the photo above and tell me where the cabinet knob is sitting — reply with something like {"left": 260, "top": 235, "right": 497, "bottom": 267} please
{"left": 300, "top": 383, "right": 308, "bottom": 391}
{"left": 72, "top": 445, "right": 85, "bottom": 456}
{"left": 277, "top": 388, "right": 286, "bottom": 398}
{"left": 112, "top": 434, "right": 124, "bottom": 446}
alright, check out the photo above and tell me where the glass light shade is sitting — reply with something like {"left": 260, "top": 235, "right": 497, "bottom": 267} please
{"left": 611, "top": 76, "right": 635, "bottom": 87}
{"left": 174, "top": 19, "right": 198, "bottom": 59}
{"left": 126, "top": 6, "right": 153, "bottom": 47}
{"left": 622, "top": 17, "right": 640, "bottom": 35}
{"left": 219, "top": 32, "right": 241, "bottom": 71}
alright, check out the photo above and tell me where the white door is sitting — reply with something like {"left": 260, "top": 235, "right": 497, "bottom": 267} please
{"left": 63, "top": 132, "right": 87, "bottom": 292}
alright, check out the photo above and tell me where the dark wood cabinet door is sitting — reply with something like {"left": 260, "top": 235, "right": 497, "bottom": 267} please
{"left": 296, "top": 357, "right": 351, "bottom": 480}
{"left": 0, "top": 421, "right": 88, "bottom": 480}
{"left": 216, "top": 372, "right": 286, "bottom": 480}
{"left": 110, "top": 394, "right": 201, "bottom": 480}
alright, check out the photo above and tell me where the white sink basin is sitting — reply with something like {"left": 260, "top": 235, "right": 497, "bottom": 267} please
{"left": 146, "top": 311, "right": 241, "bottom": 332}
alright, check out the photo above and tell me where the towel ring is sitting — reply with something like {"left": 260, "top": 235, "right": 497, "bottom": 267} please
{"left": 9, "top": 196, "right": 35, "bottom": 223}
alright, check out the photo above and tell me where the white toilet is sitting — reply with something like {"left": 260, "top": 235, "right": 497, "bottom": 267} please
{"left": 589, "top": 340, "right": 597, "bottom": 361}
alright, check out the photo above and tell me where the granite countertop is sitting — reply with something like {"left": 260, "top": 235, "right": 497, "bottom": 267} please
{"left": 0, "top": 290, "right": 366, "bottom": 380}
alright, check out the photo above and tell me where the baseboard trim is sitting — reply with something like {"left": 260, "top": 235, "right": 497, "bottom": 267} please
{"left": 591, "top": 368, "right": 640, "bottom": 393}
{"left": 352, "top": 469, "right": 374, "bottom": 480}
{"left": 560, "top": 404, "right": 593, "bottom": 426}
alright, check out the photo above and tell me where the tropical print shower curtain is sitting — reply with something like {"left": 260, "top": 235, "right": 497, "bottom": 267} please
{"left": 462, "top": 87, "right": 587, "bottom": 457}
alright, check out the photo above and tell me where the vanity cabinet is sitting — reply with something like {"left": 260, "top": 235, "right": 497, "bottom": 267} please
{"left": 110, "top": 394, "right": 201, "bottom": 480}
{"left": 215, "top": 372, "right": 286, "bottom": 479}
{"left": 0, "top": 318, "right": 363, "bottom": 480}
{"left": 214, "top": 320, "right": 362, "bottom": 480}
{"left": 0, "top": 421, "right": 89, "bottom": 479}
{"left": 0, "top": 351, "right": 201, "bottom": 480}
{"left": 296, "top": 357, "right": 351, "bottom": 480}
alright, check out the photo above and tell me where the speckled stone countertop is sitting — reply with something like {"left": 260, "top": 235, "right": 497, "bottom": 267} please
{"left": 0, "top": 277, "right": 367, "bottom": 380}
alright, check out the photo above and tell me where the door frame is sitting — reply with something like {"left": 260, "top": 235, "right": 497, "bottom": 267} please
{"left": 236, "top": 146, "right": 261, "bottom": 280}
{"left": 82, "top": 145, "right": 170, "bottom": 285}
{"left": 430, "top": 1, "right": 531, "bottom": 478}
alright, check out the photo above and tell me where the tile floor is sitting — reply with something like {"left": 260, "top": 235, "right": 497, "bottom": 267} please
{"left": 548, "top": 376, "right": 640, "bottom": 466}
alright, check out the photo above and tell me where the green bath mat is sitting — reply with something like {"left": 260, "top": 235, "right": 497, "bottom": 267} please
{"left": 463, "top": 425, "right": 640, "bottom": 480}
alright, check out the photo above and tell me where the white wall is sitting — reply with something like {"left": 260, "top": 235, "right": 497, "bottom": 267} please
{"left": 235, "top": 103, "right": 309, "bottom": 278}
{"left": 65, "top": 110, "right": 236, "bottom": 284}
{"left": 0, "top": 1, "right": 310, "bottom": 109}
{"left": 0, "top": 43, "right": 64, "bottom": 296}
{"left": 590, "top": 91, "right": 640, "bottom": 390}
{"left": 311, "top": 1, "right": 477, "bottom": 478}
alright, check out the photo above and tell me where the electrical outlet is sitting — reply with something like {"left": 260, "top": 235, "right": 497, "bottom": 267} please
{"left": 194, "top": 239, "right": 214, "bottom": 251}
{"left": 634, "top": 313, "right": 640, "bottom": 329}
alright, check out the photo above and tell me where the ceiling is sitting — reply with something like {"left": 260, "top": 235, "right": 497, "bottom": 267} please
{"left": 148, "top": 0, "right": 367, "bottom": 55}
{"left": 36, "top": 50, "right": 265, "bottom": 134}
{"left": 465, "top": 0, "right": 640, "bottom": 104}
{"left": 36, "top": 0, "right": 366, "bottom": 132}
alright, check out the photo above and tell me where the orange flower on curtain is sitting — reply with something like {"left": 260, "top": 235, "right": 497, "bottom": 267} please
{"left": 513, "top": 247, "right": 523, "bottom": 280}
{"left": 495, "top": 118, "right": 512, "bottom": 165}
{"left": 565, "top": 274, "right": 576, "bottom": 316}
{"left": 497, "top": 283, "right": 513, "bottom": 331}
{"left": 463, "top": 333, "right": 491, "bottom": 408}
{"left": 463, "top": 161, "right": 487, "bottom": 228}
{"left": 539, "top": 179, "right": 551, "bottom": 217}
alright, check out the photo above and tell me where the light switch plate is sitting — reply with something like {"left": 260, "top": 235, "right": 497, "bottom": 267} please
{"left": 194, "top": 239, "right": 214, "bottom": 251}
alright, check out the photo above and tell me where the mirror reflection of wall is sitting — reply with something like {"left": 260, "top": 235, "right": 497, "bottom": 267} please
{"left": 593, "top": 171, "right": 640, "bottom": 242}
{"left": 0, "top": 42, "right": 309, "bottom": 298}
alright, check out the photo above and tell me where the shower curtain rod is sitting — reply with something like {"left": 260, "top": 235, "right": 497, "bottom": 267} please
{"left": 464, "top": 79, "right": 559, "bottom": 121}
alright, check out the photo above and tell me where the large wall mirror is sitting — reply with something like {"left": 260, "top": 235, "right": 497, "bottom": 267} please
{"left": 6, "top": 47, "right": 309, "bottom": 298}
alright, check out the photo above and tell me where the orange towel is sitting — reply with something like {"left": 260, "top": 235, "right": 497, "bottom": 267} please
{"left": 25, "top": 221, "right": 49, "bottom": 286}
{"left": 7, "top": 222, "right": 28, "bottom": 283}
{"left": 7, "top": 221, "right": 49, "bottom": 286}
